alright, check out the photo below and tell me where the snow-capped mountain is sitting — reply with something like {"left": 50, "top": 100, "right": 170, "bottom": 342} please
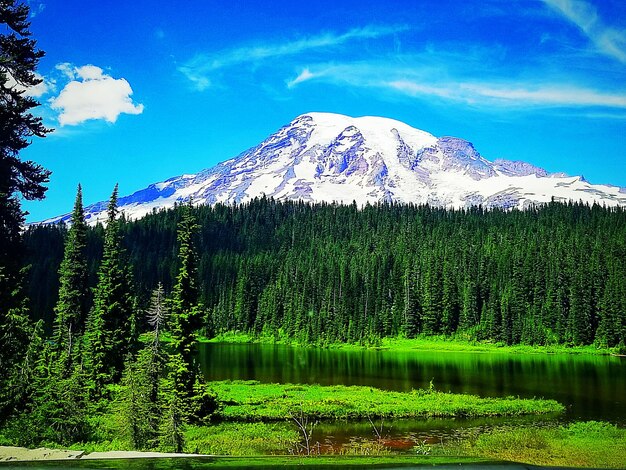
{"left": 43, "top": 112, "right": 626, "bottom": 225}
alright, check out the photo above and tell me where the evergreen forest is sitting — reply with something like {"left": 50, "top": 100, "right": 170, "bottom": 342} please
{"left": 25, "top": 197, "right": 626, "bottom": 348}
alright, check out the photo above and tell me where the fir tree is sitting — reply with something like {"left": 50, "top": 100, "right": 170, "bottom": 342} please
{"left": 0, "top": 301, "right": 36, "bottom": 421}
{"left": 120, "top": 354, "right": 153, "bottom": 450}
{"left": 160, "top": 389, "right": 185, "bottom": 453}
{"left": 84, "top": 185, "right": 135, "bottom": 392}
{"left": 7, "top": 320, "right": 91, "bottom": 447}
{"left": 120, "top": 283, "right": 170, "bottom": 449}
{"left": 168, "top": 202, "right": 217, "bottom": 421}
{"left": 52, "top": 184, "right": 88, "bottom": 375}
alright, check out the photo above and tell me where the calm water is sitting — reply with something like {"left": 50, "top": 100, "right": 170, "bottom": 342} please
{"left": 198, "top": 343, "right": 626, "bottom": 423}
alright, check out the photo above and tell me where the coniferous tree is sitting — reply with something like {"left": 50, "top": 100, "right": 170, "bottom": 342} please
{"left": 52, "top": 184, "right": 88, "bottom": 374}
{"left": 8, "top": 320, "right": 90, "bottom": 447}
{"left": 168, "top": 202, "right": 217, "bottom": 421}
{"left": 0, "top": 0, "right": 50, "bottom": 423}
{"left": 120, "top": 353, "right": 153, "bottom": 450}
{"left": 0, "top": 304, "right": 38, "bottom": 422}
{"left": 84, "top": 185, "right": 135, "bottom": 393}
{"left": 160, "top": 388, "right": 185, "bottom": 453}
{"left": 118, "top": 284, "right": 169, "bottom": 450}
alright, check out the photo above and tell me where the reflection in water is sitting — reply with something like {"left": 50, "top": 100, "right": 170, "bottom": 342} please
{"left": 310, "top": 413, "right": 563, "bottom": 449}
{"left": 198, "top": 343, "right": 626, "bottom": 423}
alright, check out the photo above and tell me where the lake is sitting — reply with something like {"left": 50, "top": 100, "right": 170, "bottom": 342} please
{"left": 198, "top": 342, "right": 626, "bottom": 423}
{"left": 6, "top": 343, "right": 623, "bottom": 469}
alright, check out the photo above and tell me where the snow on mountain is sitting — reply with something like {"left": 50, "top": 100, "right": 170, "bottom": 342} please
{"left": 41, "top": 112, "right": 626, "bottom": 225}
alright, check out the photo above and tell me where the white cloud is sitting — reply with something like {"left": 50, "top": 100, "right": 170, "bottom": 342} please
{"left": 50, "top": 64, "right": 144, "bottom": 126}
{"left": 458, "top": 83, "right": 626, "bottom": 108}
{"left": 75, "top": 65, "right": 106, "bottom": 80}
{"left": 183, "top": 74, "right": 211, "bottom": 92}
{"left": 386, "top": 80, "right": 457, "bottom": 100}
{"left": 542, "top": 0, "right": 626, "bottom": 63}
{"left": 180, "top": 25, "right": 408, "bottom": 90}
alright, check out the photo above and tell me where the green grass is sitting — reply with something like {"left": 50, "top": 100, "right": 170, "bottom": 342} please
{"left": 204, "top": 331, "right": 620, "bottom": 355}
{"left": 373, "top": 336, "right": 618, "bottom": 355}
{"left": 0, "top": 381, "right": 561, "bottom": 458}
{"left": 32, "top": 422, "right": 298, "bottom": 457}
{"left": 211, "top": 380, "right": 564, "bottom": 421}
{"left": 185, "top": 422, "right": 299, "bottom": 455}
{"left": 450, "top": 421, "right": 626, "bottom": 469}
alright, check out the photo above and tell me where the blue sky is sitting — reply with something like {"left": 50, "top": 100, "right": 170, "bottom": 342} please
{"left": 20, "top": 0, "right": 626, "bottom": 221}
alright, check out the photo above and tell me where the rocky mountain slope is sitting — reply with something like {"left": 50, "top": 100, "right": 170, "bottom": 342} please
{"left": 42, "top": 112, "right": 626, "bottom": 224}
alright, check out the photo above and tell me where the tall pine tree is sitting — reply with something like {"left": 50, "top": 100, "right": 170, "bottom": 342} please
{"left": 120, "top": 283, "right": 170, "bottom": 450}
{"left": 84, "top": 185, "right": 135, "bottom": 393}
{"left": 168, "top": 202, "right": 217, "bottom": 422}
{"left": 52, "top": 184, "right": 88, "bottom": 375}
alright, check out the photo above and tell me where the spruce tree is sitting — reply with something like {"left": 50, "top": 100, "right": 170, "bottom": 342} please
{"left": 84, "top": 185, "right": 135, "bottom": 392}
{"left": 52, "top": 184, "right": 88, "bottom": 374}
{"left": 120, "top": 283, "right": 169, "bottom": 449}
{"left": 168, "top": 202, "right": 217, "bottom": 421}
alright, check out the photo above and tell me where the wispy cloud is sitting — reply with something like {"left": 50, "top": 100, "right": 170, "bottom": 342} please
{"left": 27, "top": 0, "right": 45, "bottom": 18}
{"left": 286, "top": 68, "right": 317, "bottom": 88}
{"left": 542, "top": 0, "right": 626, "bottom": 63}
{"left": 179, "top": 25, "right": 408, "bottom": 90}
{"left": 287, "top": 61, "right": 626, "bottom": 110}
{"left": 393, "top": 80, "right": 626, "bottom": 108}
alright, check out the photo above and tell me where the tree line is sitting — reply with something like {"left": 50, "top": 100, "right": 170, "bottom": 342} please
{"left": 25, "top": 197, "right": 626, "bottom": 349}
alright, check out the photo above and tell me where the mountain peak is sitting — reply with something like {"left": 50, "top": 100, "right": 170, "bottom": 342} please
{"left": 292, "top": 112, "right": 438, "bottom": 148}
{"left": 40, "top": 113, "right": 626, "bottom": 225}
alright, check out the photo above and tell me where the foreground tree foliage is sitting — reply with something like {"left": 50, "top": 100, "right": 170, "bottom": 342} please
{"left": 0, "top": 0, "right": 50, "bottom": 423}
{"left": 120, "top": 206, "right": 217, "bottom": 452}
{"left": 4, "top": 189, "right": 217, "bottom": 448}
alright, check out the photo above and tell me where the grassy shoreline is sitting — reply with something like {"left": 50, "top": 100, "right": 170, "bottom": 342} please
{"left": 2, "top": 382, "right": 622, "bottom": 468}
{"left": 3, "top": 337, "right": 621, "bottom": 468}
{"left": 3, "top": 421, "right": 625, "bottom": 468}
{"left": 202, "top": 331, "right": 621, "bottom": 356}
{"left": 212, "top": 380, "right": 564, "bottom": 421}
{"left": 0, "top": 446, "right": 493, "bottom": 466}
